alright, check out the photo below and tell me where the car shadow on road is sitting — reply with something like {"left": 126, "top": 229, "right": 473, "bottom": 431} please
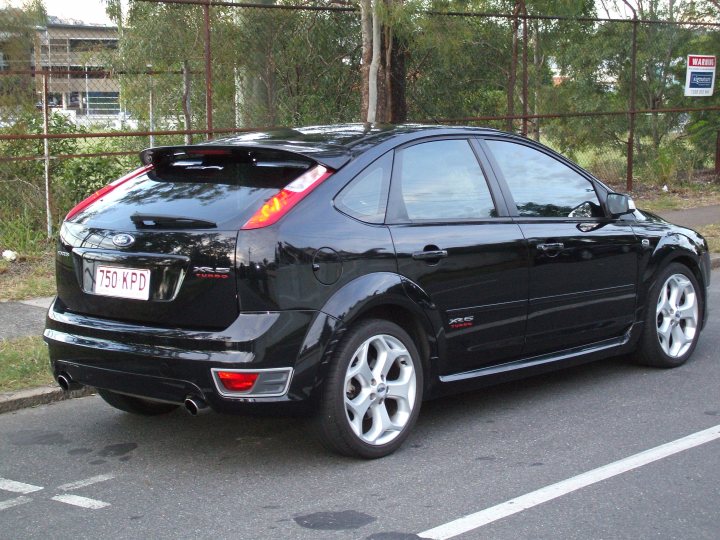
{"left": 69, "top": 355, "right": 670, "bottom": 467}
{"left": 60, "top": 350, "right": 704, "bottom": 474}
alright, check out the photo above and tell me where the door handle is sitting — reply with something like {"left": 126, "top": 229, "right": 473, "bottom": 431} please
{"left": 536, "top": 242, "right": 565, "bottom": 252}
{"left": 412, "top": 250, "right": 448, "bottom": 261}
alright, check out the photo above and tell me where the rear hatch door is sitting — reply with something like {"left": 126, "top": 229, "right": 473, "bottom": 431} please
{"left": 57, "top": 147, "right": 316, "bottom": 330}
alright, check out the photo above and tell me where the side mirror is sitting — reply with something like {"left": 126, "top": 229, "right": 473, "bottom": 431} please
{"left": 606, "top": 193, "right": 633, "bottom": 217}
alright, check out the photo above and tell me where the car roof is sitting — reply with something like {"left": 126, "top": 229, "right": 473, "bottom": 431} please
{"left": 141, "top": 124, "right": 503, "bottom": 171}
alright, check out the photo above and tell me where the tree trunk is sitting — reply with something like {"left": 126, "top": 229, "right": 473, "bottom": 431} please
{"left": 389, "top": 29, "right": 406, "bottom": 123}
{"left": 361, "top": 0, "right": 406, "bottom": 124}
{"left": 360, "top": 0, "right": 372, "bottom": 122}
{"left": 367, "top": 0, "right": 381, "bottom": 123}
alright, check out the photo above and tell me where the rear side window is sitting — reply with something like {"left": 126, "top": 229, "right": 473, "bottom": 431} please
{"left": 394, "top": 139, "right": 496, "bottom": 221}
{"left": 70, "top": 149, "right": 314, "bottom": 229}
{"left": 335, "top": 152, "right": 392, "bottom": 224}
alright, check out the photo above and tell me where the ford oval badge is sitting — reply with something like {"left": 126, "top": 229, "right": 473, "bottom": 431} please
{"left": 112, "top": 233, "right": 135, "bottom": 248}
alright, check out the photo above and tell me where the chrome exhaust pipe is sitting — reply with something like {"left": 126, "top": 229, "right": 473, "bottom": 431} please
{"left": 184, "top": 396, "right": 210, "bottom": 416}
{"left": 57, "top": 373, "right": 82, "bottom": 392}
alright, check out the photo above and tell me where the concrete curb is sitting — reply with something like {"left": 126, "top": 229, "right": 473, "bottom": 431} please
{"left": 0, "top": 385, "right": 95, "bottom": 415}
{"left": 0, "top": 255, "right": 717, "bottom": 415}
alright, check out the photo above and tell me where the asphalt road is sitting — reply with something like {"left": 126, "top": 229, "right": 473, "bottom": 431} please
{"left": 0, "top": 278, "right": 718, "bottom": 540}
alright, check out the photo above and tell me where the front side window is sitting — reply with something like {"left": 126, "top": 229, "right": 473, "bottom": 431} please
{"left": 394, "top": 139, "right": 496, "bottom": 221}
{"left": 486, "top": 140, "right": 602, "bottom": 218}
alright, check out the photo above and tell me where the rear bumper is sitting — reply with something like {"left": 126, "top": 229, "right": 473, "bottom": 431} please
{"left": 44, "top": 298, "right": 327, "bottom": 412}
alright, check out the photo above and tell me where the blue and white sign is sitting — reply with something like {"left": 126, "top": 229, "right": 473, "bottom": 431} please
{"left": 685, "top": 55, "right": 716, "bottom": 97}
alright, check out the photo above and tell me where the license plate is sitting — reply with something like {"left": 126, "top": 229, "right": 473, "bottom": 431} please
{"left": 94, "top": 265, "right": 151, "bottom": 300}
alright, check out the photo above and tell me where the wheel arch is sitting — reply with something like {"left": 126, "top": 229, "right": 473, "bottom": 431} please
{"left": 638, "top": 244, "right": 708, "bottom": 333}
{"left": 299, "top": 272, "right": 443, "bottom": 400}
{"left": 669, "top": 254, "right": 706, "bottom": 290}
{"left": 352, "top": 303, "right": 434, "bottom": 382}
{"left": 645, "top": 240, "right": 707, "bottom": 293}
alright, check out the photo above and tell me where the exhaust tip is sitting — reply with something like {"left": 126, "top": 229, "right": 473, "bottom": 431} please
{"left": 57, "top": 374, "right": 70, "bottom": 391}
{"left": 57, "top": 373, "right": 81, "bottom": 392}
{"left": 184, "top": 396, "right": 209, "bottom": 416}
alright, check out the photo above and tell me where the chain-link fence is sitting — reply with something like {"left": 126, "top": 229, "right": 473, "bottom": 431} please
{"left": 1, "top": 0, "right": 719, "bottom": 252}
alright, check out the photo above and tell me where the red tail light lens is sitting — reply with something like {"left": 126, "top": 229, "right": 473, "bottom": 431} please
{"left": 241, "top": 165, "right": 333, "bottom": 230}
{"left": 216, "top": 371, "right": 259, "bottom": 392}
{"left": 64, "top": 165, "right": 153, "bottom": 222}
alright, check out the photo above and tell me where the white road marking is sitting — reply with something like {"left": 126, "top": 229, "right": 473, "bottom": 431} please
{"left": 419, "top": 423, "right": 720, "bottom": 540}
{"left": 56, "top": 473, "right": 115, "bottom": 491}
{"left": 0, "top": 496, "right": 33, "bottom": 511}
{"left": 51, "top": 494, "right": 110, "bottom": 510}
{"left": 0, "top": 478, "right": 43, "bottom": 494}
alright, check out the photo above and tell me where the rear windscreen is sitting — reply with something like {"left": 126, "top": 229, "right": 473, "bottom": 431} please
{"left": 70, "top": 149, "right": 313, "bottom": 230}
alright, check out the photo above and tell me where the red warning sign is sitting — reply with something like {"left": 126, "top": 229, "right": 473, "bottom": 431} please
{"left": 688, "top": 56, "right": 716, "bottom": 68}
{"left": 685, "top": 55, "right": 716, "bottom": 97}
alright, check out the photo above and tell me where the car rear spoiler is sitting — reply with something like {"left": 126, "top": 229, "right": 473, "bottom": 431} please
{"left": 139, "top": 144, "right": 351, "bottom": 171}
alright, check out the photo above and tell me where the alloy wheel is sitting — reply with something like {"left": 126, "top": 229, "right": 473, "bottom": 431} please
{"left": 343, "top": 334, "right": 417, "bottom": 446}
{"left": 655, "top": 273, "right": 698, "bottom": 358}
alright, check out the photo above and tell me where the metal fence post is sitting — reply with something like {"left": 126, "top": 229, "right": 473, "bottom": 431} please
{"left": 149, "top": 67, "right": 155, "bottom": 148}
{"left": 626, "top": 15, "right": 638, "bottom": 192}
{"left": 507, "top": 1, "right": 520, "bottom": 132}
{"left": 42, "top": 73, "right": 52, "bottom": 238}
{"left": 521, "top": 1, "right": 529, "bottom": 137}
{"left": 204, "top": 0, "right": 214, "bottom": 140}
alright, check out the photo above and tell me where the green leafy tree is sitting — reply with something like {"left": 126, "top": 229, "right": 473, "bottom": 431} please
{"left": 0, "top": 1, "right": 47, "bottom": 121}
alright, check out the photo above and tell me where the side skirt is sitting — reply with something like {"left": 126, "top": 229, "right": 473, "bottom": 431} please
{"left": 439, "top": 330, "right": 634, "bottom": 385}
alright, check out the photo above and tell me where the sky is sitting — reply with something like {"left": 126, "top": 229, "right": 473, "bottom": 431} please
{"left": 7, "top": 0, "right": 116, "bottom": 25}
{"left": 6, "top": 0, "right": 634, "bottom": 27}
{"left": 44, "top": 0, "right": 115, "bottom": 24}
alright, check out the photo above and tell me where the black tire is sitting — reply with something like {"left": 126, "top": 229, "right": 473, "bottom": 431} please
{"left": 97, "top": 389, "right": 179, "bottom": 416}
{"left": 634, "top": 262, "right": 703, "bottom": 368}
{"left": 316, "top": 319, "right": 424, "bottom": 459}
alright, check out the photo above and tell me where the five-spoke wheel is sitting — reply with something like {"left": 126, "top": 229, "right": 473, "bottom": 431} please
{"left": 317, "top": 319, "right": 423, "bottom": 458}
{"left": 343, "top": 334, "right": 417, "bottom": 446}
{"left": 655, "top": 273, "right": 699, "bottom": 358}
{"left": 635, "top": 263, "right": 703, "bottom": 368}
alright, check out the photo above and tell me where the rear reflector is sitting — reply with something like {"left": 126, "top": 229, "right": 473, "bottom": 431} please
{"left": 65, "top": 165, "right": 153, "bottom": 221}
{"left": 211, "top": 368, "right": 293, "bottom": 397}
{"left": 216, "top": 371, "right": 259, "bottom": 392}
{"left": 241, "top": 165, "right": 332, "bottom": 229}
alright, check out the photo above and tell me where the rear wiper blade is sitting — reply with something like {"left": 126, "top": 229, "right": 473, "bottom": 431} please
{"left": 130, "top": 214, "right": 217, "bottom": 229}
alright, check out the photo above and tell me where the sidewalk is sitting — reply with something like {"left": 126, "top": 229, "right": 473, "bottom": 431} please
{"left": 0, "top": 295, "right": 92, "bottom": 414}
{"left": 657, "top": 204, "right": 720, "bottom": 229}
{"left": 0, "top": 296, "right": 53, "bottom": 340}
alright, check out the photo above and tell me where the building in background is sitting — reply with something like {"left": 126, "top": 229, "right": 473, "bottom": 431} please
{"left": 33, "top": 16, "right": 119, "bottom": 118}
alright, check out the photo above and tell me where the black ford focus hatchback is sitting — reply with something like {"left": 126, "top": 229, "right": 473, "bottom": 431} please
{"left": 45, "top": 124, "right": 711, "bottom": 458}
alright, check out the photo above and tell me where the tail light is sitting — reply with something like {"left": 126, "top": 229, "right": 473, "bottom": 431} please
{"left": 215, "top": 371, "right": 259, "bottom": 392}
{"left": 242, "top": 165, "right": 333, "bottom": 230}
{"left": 64, "top": 165, "right": 153, "bottom": 221}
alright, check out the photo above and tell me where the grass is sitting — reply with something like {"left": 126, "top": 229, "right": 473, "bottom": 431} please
{"left": 0, "top": 336, "right": 54, "bottom": 392}
{"left": 0, "top": 251, "right": 56, "bottom": 301}
{"left": 632, "top": 187, "right": 720, "bottom": 214}
{"left": 697, "top": 223, "right": 720, "bottom": 254}
{"left": 599, "top": 168, "right": 720, "bottom": 214}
